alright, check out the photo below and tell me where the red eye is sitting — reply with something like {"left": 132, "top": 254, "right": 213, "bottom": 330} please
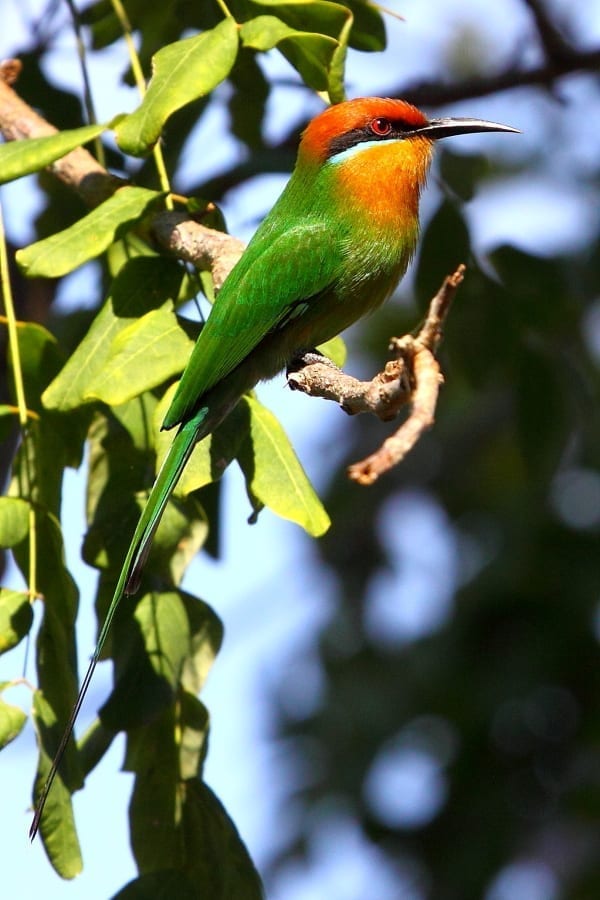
{"left": 370, "top": 117, "right": 392, "bottom": 136}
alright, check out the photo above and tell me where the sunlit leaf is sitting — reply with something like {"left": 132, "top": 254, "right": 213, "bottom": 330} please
{"left": 154, "top": 386, "right": 250, "bottom": 496}
{"left": 100, "top": 589, "right": 221, "bottom": 732}
{"left": 0, "top": 588, "right": 33, "bottom": 654}
{"left": 0, "top": 497, "right": 29, "bottom": 548}
{"left": 0, "top": 122, "right": 110, "bottom": 185}
{"left": 241, "top": 16, "right": 337, "bottom": 91}
{"left": 16, "top": 186, "right": 165, "bottom": 278}
{"left": 0, "top": 696, "right": 27, "bottom": 749}
{"left": 43, "top": 256, "right": 183, "bottom": 411}
{"left": 317, "top": 334, "right": 346, "bottom": 367}
{"left": 83, "top": 303, "right": 194, "bottom": 406}
{"left": 116, "top": 19, "right": 239, "bottom": 156}
{"left": 237, "top": 395, "right": 330, "bottom": 535}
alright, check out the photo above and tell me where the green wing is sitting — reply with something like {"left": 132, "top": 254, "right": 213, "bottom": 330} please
{"left": 163, "top": 222, "right": 340, "bottom": 429}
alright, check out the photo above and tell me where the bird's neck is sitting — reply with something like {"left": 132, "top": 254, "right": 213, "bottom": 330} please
{"left": 330, "top": 138, "right": 434, "bottom": 238}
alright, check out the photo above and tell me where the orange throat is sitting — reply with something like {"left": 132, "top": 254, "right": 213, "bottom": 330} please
{"left": 333, "top": 136, "right": 434, "bottom": 234}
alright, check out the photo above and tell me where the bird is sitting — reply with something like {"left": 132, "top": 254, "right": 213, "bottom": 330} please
{"left": 30, "top": 96, "right": 518, "bottom": 838}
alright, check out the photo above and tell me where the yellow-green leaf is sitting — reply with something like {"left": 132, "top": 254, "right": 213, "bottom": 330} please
{"left": 116, "top": 19, "right": 239, "bottom": 156}
{"left": 241, "top": 15, "right": 337, "bottom": 91}
{"left": 0, "top": 122, "right": 109, "bottom": 185}
{"left": 43, "top": 256, "right": 183, "bottom": 411}
{"left": 16, "top": 186, "right": 164, "bottom": 278}
{"left": 0, "top": 589, "right": 33, "bottom": 654}
{"left": 83, "top": 302, "right": 194, "bottom": 406}
{"left": 237, "top": 395, "right": 330, "bottom": 536}
{"left": 317, "top": 334, "right": 347, "bottom": 367}
{"left": 0, "top": 497, "right": 30, "bottom": 548}
{"left": 154, "top": 385, "right": 249, "bottom": 495}
{"left": 0, "top": 696, "right": 27, "bottom": 749}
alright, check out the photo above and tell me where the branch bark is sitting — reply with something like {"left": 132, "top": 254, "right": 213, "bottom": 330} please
{"left": 0, "top": 61, "right": 245, "bottom": 285}
{"left": 289, "top": 266, "right": 466, "bottom": 484}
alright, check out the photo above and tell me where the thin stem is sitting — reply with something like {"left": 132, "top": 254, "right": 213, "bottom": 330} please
{"left": 0, "top": 196, "right": 38, "bottom": 601}
{"left": 0, "top": 204, "right": 28, "bottom": 429}
{"left": 64, "top": 0, "right": 106, "bottom": 166}
{"left": 371, "top": 3, "right": 405, "bottom": 23}
{"left": 109, "top": 0, "right": 174, "bottom": 208}
{"left": 214, "top": 0, "right": 233, "bottom": 18}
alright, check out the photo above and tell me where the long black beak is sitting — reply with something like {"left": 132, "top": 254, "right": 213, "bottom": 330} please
{"left": 414, "top": 117, "right": 520, "bottom": 140}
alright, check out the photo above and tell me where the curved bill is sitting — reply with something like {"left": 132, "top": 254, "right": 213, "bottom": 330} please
{"left": 414, "top": 117, "right": 521, "bottom": 139}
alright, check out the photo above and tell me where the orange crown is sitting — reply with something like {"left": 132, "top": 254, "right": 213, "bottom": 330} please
{"left": 299, "top": 97, "right": 430, "bottom": 165}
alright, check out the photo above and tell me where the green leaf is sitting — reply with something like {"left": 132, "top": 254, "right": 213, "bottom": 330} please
{"left": 127, "top": 706, "right": 181, "bottom": 873}
{"left": 31, "top": 691, "right": 83, "bottom": 879}
{"left": 326, "top": 8, "right": 351, "bottom": 103}
{"left": 43, "top": 256, "right": 183, "bottom": 411}
{"left": 228, "top": 50, "right": 269, "bottom": 149}
{"left": 0, "top": 497, "right": 30, "bottom": 548}
{"left": 152, "top": 494, "right": 210, "bottom": 588}
{"left": 16, "top": 186, "right": 164, "bottom": 278}
{"left": 237, "top": 395, "right": 330, "bottom": 536}
{"left": 116, "top": 19, "right": 239, "bottom": 156}
{"left": 179, "top": 780, "right": 264, "bottom": 897}
{"left": 0, "top": 589, "right": 33, "bottom": 654}
{"left": 317, "top": 334, "right": 347, "bottom": 367}
{"left": 83, "top": 396, "right": 160, "bottom": 574}
{"left": 241, "top": 15, "right": 337, "bottom": 91}
{"left": 0, "top": 122, "right": 109, "bottom": 185}
{"left": 112, "top": 871, "right": 199, "bottom": 900}
{"left": 14, "top": 510, "right": 81, "bottom": 751}
{"left": 343, "top": 0, "right": 386, "bottom": 51}
{"left": 100, "top": 590, "right": 222, "bottom": 732}
{"left": 249, "top": 0, "right": 348, "bottom": 38}
{"left": 179, "top": 691, "right": 209, "bottom": 780}
{"left": 0, "top": 696, "right": 27, "bottom": 749}
{"left": 126, "top": 726, "right": 264, "bottom": 895}
{"left": 154, "top": 386, "right": 250, "bottom": 496}
{"left": 83, "top": 302, "right": 195, "bottom": 406}
{"left": 9, "top": 321, "right": 63, "bottom": 415}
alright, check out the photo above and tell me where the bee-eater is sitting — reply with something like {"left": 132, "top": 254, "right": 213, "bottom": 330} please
{"left": 31, "top": 97, "right": 517, "bottom": 837}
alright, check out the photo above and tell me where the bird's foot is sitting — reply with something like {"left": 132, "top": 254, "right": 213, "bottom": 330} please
{"left": 286, "top": 350, "right": 340, "bottom": 380}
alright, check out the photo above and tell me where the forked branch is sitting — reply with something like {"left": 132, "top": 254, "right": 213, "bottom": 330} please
{"left": 288, "top": 265, "right": 466, "bottom": 484}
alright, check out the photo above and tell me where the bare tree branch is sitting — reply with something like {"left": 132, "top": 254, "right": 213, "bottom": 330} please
{"left": 401, "top": 0, "right": 599, "bottom": 108}
{"left": 0, "top": 61, "right": 123, "bottom": 206}
{"left": 152, "top": 211, "right": 245, "bottom": 291}
{"left": 0, "top": 62, "right": 245, "bottom": 283}
{"left": 289, "top": 267, "right": 466, "bottom": 484}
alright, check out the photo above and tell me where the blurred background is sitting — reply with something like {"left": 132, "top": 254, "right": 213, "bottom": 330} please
{"left": 1, "top": 0, "right": 600, "bottom": 897}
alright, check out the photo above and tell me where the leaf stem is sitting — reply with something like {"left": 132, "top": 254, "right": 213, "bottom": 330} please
{"left": 109, "top": 0, "right": 174, "bottom": 208}
{"left": 0, "top": 205, "right": 28, "bottom": 429}
{"left": 0, "top": 196, "right": 38, "bottom": 601}
{"left": 64, "top": 0, "right": 106, "bottom": 167}
{"left": 214, "top": 0, "right": 233, "bottom": 19}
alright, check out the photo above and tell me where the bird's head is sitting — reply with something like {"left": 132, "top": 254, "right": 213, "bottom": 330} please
{"left": 298, "top": 98, "right": 517, "bottom": 225}
{"left": 300, "top": 96, "right": 518, "bottom": 167}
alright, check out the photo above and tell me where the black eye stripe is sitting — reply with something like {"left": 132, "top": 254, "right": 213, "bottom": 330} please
{"left": 327, "top": 121, "right": 417, "bottom": 160}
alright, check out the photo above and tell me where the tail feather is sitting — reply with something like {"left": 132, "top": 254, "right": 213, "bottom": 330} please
{"left": 30, "top": 364, "right": 254, "bottom": 839}
{"left": 30, "top": 409, "right": 206, "bottom": 840}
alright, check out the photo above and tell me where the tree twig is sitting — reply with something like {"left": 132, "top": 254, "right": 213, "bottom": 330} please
{"left": 0, "top": 63, "right": 245, "bottom": 283}
{"left": 289, "top": 266, "right": 466, "bottom": 484}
